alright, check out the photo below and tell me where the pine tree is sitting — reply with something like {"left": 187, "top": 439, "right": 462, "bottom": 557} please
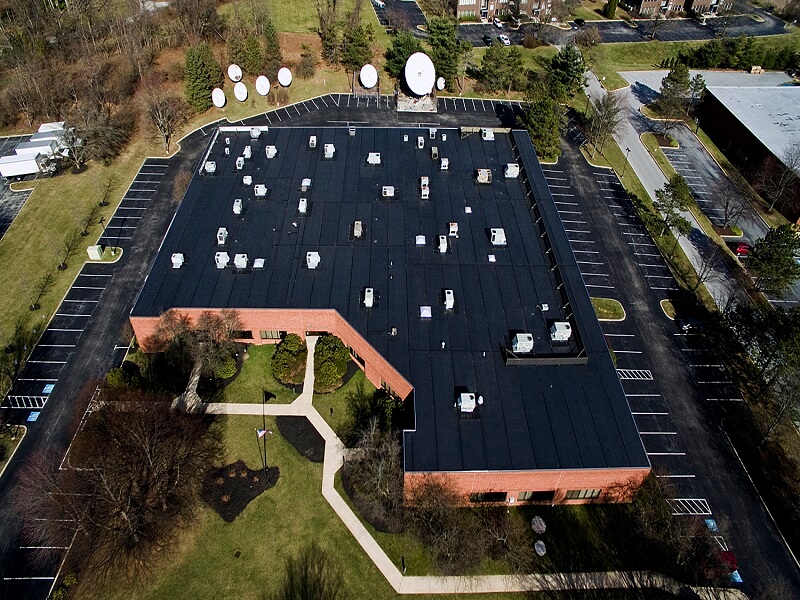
{"left": 603, "top": 0, "right": 618, "bottom": 19}
{"left": 263, "top": 20, "right": 283, "bottom": 78}
{"left": 241, "top": 35, "right": 263, "bottom": 75}
{"left": 427, "top": 18, "right": 459, "bottom": 92}
{"left": 384, "top": 31, "right": 422, "bottom": 79}
{"left": 185, "top": 44, "right": 213, "bottom": 113}
{"left": 341, "top": 24, "right": 373, "bottom": 74}
{"left": 197, "top": 42, "right": 223, "bottom": 89}
{"left": 297, "top": 44, "right": 318, "bottom": 80}
{"left": 227, "top": 35, "right": 246, "bottom": 70}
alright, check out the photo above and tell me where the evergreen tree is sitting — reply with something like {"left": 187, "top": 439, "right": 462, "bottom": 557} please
{"left": 263, "top": 20, "right": 283, "bottom": 77}
{"left": 341, "top": 23, "right": 374, "bottom": 74}
{"left": 750, "top": 224, "right": 800, "bottom": 297}
{"left": 519, "top": 82, "right": 563, "bottom": 160}
{"left": 297, "top": 44, "right": 319, "bottom": 80}
{"left": 227, "top": 35, "right": 246, "bottom": 69}
{"left": 603, "top": 0, "right": 618, "bottom": 18}
{"left": 384, "top": 31, "right": 422, "bottom": 79}
{"left": 549, "top": 44, "right": 586, "bottom": 95}
{"left": 241, "top": 35, "right": 264, "bottom": 76}
{"left": 185, "top": 42, "right": 221, "bottom": 113}
{"left": 480, "top": 44, "right": 526, "bottom": 93}
{"left": 427, "top": 18, "right": 460, "bottom": 92}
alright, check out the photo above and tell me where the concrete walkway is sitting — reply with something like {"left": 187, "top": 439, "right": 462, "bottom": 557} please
{"left": 205, "top": 341, "right": 748, "bottom": 597}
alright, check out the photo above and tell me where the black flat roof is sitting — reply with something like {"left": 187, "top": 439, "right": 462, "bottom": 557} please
{"left": 132, "top": 126, "right": 649, "bottom": 474}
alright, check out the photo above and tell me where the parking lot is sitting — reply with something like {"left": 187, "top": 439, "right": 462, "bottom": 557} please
{"left": 0, "top": 135, "right": 34, "bottom": 239}
{"left": 369, "top": 0, "right": 426, "bottom": 30}
{"left": 102, "top": 158, "right": 169, "bottom": 245}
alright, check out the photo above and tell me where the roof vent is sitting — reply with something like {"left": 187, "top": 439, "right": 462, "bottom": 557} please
{"left": 440, "top": 157, "right": 449, "bottom": 171}
{"left": 428, "top": 128, "right": 437, "bottom": 139}
{"left": 431, "top": 146, "right": 438, "bottom": 160}
{"left": 367, "top": 152, "right": 381, "bottom": 165}
{"left": 415, "top": 235, "right": 426, "bottom": 246}
{"left": 512, "top": 333, "right": 534, "bottom": 354}
{"left": 236, "top": 156, "right": 245, "bottom": 170}
{"left": 364, "top": 287, "right": 374, "bottom": 308}
{"left": 254, "top": 184, "right": 267, "bottom": 197}
{"left": 253, "top": 258, "right": 265, "bottom": 269}
{"left": 457, "top": 393, "right": 482, "bottom": 413}
{"left": 444, "top": 289, "right": 455, "bottom": 310}
{"left": 243, "top": 175, "right": 252, "bottom": 186}
{"left": 233, "top": 198, "right": 242, "bottom": 215}
{"left": 225, "top": 137, "right": 230, "bottom": 145}
{"left": 438, "top": 235, "right": 447, "bottom": 254}
{"left": 204, "top": 161, "right": 216, "bottom": 174}
{"left": 324, "top": 144, "right": 335, "bottom": 159}
{"left": 550, "top": 322, "right": 573, "bottom": 342}
{"left": 216, "top": 227, "right": 228, "bottom": 245}
{"left": 420, "top": 306, "right": 432, "bottom": 319}
{"left": 382, "top": 186, "right": 395, "bottom": 198}
{"left": 215, "top": 252, "right": 230, "bottom": 269}
{"left": 477, "top": 169, "right": 492, "bottom": 184}
{"left": 491, "top": 228, "right": 507, "bottom": 246}
{"left": 416, "top": 136, "right": 424, "bottom": 149}
{"left": 306, "top": 251, "right": 321, "bottom": 270}
{"left": 301, "top": 178, "right": 312, "bottom": 192}
{"left": 298, "top": 198, "right": 307, "bottom": 214}
{"left": 309, "top": 136, "right": 317, "bottom": 148}
{"left": 266, "top": 145, "right": 278, "bottom": 159}
{"left": 449, "top": 222, "right": 459, "bottom": 237}
{"left": 234, "top": 253, "right": 248, "bottom": 269}
{"left": 171, "top": 253, "right": 184, "bottom": 269}
{"left": 250, "top": 128, "right": 262, "bottom": 139}
{"left": 243, "top": 145, "right": 252, "bottom": 159}
{"left": 505, "top": 163, "right": 520, "bottom": 178}
{"left": 481, "top": 128, "right": 495, "bottom": 141}
{"left": 353, "top": 220, "right": 363, "bottom": 239}
{"left": 349, "top": 126, "right": 356, "bottom": 137}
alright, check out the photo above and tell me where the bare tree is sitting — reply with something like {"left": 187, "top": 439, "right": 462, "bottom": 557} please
{"left": 142, "top": 90, "right": 190, "bottom": 153}
{"left": 714, "top": 180, "right": 746, "bottom": 229}
{"left": 754, "top": 143, "right": 800, "bottom": 213}
{"left": 25, "top": 268, "right": 57, "bottom": 311}
{"left": 16, "top": 395, "right": 221, "bottom": 584}
{"left": 59, "top": 125, "right": 91, "bottom": 171}
{"left": 98, "top": 174, "right": 117, "bottom": 206}
{"left": 57, "top": 228, "right": 84, "bottom": 270}
{"left": 757, "top": 370, "right": 800, "bottom": 445}
{"left": 80, "top": 203, "right": 103, "bottom": 236}
{"left": 587, "top": 91, "right": 624, "bottom": 156}
{"left": 170, "top": 0, "right": 221, "bottom": 43}
{"left": 691, "top": 247, "right": 722, "bottom": 292}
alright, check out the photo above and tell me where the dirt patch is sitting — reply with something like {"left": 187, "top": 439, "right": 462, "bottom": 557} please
{"left": 653, "top": 133, "right": 676, "bottom": 148}
{"left": 276, "top": 416, "right": 325, "bottom": 463}
{"left": 202, "top": 460, "right": 279, "bottom": 523}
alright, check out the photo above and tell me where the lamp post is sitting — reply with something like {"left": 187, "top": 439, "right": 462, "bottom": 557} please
{"left": 98, "top": 217, "right": 113, "bottom": 254}
{"left": 695, "top": 116, "right": 700, "bottom": 134}
{"left": 621, "top": 147, "right": 631, "bottom": 178}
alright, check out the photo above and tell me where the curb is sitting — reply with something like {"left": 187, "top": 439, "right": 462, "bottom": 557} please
{"left": 0, "top": 425, "right": 27, "bottom": 480}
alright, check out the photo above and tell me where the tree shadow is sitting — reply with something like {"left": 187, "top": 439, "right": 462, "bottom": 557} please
{"left": 630, "top": 81, "right": 659, "bottom": 106}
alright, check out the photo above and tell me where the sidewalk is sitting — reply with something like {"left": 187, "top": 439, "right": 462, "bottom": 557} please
{"left": 205, "top": 340, "right": 747, "bottom": 597}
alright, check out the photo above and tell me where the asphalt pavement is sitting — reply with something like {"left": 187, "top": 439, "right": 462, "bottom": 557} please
{"left": 0, "top": 135, "right": 34, "bottom": 240}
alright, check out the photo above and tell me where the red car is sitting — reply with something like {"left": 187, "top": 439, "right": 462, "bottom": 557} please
{"left": 733, "top": 242, "right": 752, "bottom": 257}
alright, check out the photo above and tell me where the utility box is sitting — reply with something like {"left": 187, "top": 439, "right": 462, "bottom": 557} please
{"left": 254, "top": 184, "right": 267, "bottom": 197}
{"left": 250, "top": 128, "right": 262, "bottom": 139}
{"left": 216, "top": 227, "right": 228, "bottom": 245}
{"left": 306, "top": 251, "right": 321, "bottom": 270}
{"left": 440, "top": 158, "right": 449, "bottom": 171}
{"left": 438, "top": 235, "right": 447, "bottom": 254}
{"left": 298, "top": 198, "right": 308, "bottom": 214}
{"left": 367, "top": 152, "right": 381, "bottom": 165}
{"left": 458, "top": 393, "right": 478, "bottom": 413}
{"left": 416, "top": 136, "right": 424, "bottom": 149}
{"left": 234, "top": 253, "right": 248, "bottom": 269}
{"left": 324, "top": 144, "right": 335, "bottom": 159}
{"left": 309, "top": 136, "right": 317, "bottom": 148}
{"left": 243, "top": 145, "right": 252, "bottom": 159}
{"left": 421, "top": 187, "right": 429, "bottom": 200}
{"left": 215, "top": 252, "right": 230, "bottom": 269}
{"left": 512, "top": 333, "right": 534, "bottom": 354}
{"left": 477, "top": 169, "right": 492, "bottom": 184}
{"left": 233, "top": 198, "right": 242, "bottom": 215}
{"left": 444, "top": 289, "right": 455, "bottom": 310}
{"left": 353, "top": 220, "right": 363, "bottom": 239}
{"left": 364, "top": 287, "right": 374, "bottom": 308}
{"left": 550, "top": 322, "right": 573, "bottom": 342}
{"left": 491, "top": 228, "right": 507, "bottom": 246}
{"left": 235, "top": 156, "right": 245, "bottom": 170}
{"left": 504, "top": 163, "right": 520, "bottom": 178}
{"left": 382, "top": 186, "right": 395, "bottom": 198}
{"left": 87, "top": 245, "right": 103, "bottom": 260}
{"left": 265, "top": 145, "right": 278, "bottom": 159}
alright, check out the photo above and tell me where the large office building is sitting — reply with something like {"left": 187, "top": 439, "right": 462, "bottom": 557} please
{"left": 130, "top": 126, "right": 650, "bottom": 505}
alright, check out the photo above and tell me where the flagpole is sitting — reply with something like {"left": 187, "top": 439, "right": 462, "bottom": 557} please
{"left": 255, "top": 428, "right": 266, "bottom": 476}
{"left": 262, "top": 391, "right": 268, "bottom": 478}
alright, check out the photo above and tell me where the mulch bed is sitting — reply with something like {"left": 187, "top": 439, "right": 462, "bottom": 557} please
{"left": 276, "top": 416, "right": 325, "bottom": 463}
{"left": 202, "top": 460, "right": 279, "bottom": 522}
{"left": 653, "top": 133, "right": 676, "bottom": 148}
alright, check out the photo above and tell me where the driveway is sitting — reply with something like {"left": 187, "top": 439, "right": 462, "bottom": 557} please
{"left": 0, "top": 135, "right": 34, "bottom": 239}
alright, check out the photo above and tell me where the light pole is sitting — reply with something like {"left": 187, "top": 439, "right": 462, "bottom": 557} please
{"left": 621, "top": 147, "right": 631, "bottom": 178}
{"left": 695, "top": 116, "right": 700, "bottom": 134}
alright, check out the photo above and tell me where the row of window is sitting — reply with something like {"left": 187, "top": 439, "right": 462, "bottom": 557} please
{"left": 469, "top": 488, "right": 602, "bottom": 503}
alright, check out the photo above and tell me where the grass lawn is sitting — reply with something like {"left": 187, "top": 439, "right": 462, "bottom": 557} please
{"left": 592, "top": 41, "right": 706, "bottom": 89}
{"left": 571, "top": 5, "right": 606, "bottom": 21}
{"left": 591, "top": 297, "right": 625, "bottom": 320}
{"left": 641, "top": 132, "right": 677, "bottom": 179}
{"left": 219, "top": 0, "right": 362, "bottom": 34}
{"left": 313, "top": 367, "right": 375, "bottom": 436}
{"left": 222, "top": 344, "right": 298, "bottom": 404}
{"left": 0, "top": 425, "right": 25, "bottom": 477}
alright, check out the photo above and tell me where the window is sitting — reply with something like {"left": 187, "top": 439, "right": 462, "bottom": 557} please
{"left": 518, "top": 490, "right": 555, "bottom": 502}
{"left": 235, "top": 330, "right": 254, "bottom": 339}
{"left": 565, "top": 489, "right": 601, "bottom": 500}
{"left": 349, "top": 346, "right": 364, "bottom": 366}
{"left": 469, "top": 491, "right": 508, "bottom": 503}
{"left": 381, "top": 379, "right": 398, "bottom": 399}
{"left": 458, "top": 0, "right": 475, "bottom": 5}
{"left": 260, "top": 330, "right": 283, "bottom": 340}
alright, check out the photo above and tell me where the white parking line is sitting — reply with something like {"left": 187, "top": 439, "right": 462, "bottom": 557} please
{"left": 554, "top": 201, "right": 578, "bottom": 205}
{"left": 614, "top": 350, "right": 643, "bottom": 354}
{"left": 706, "top": 398, "right": 744, "bottom": 402}
{"left": 572, "top": 250, "right": 600, "bottom": 254}
{"left": 657, "top": 474, "right": 696, "bottom": 478}
{"left": 548, "top": 185, "right": 572, "bottom": 189}
{"left": 550, "top": 193, "right": 575, "bottom": 197}
{"left": 55, "top": 313, "right": 91, "bottom": 317}
{"left": 561, "top": 220, "right": 587, "bottom": 224}
{"left": 632, "top": 412, "right": 669, "bottom": 415}
{"left": 545, "top": 176, "right": 568, "bottom": 181}
{"left": 625, "top": 394, "right": 660, "bottom": 397}
{"left": 569, "top": 239, "right": 595, "bottom": 243}
{"left": 639, "top": 431, "right": 678, "bottom": 435}
{"left": 565, "top": 229, "right": 591, "bottom": 233}
{"left": 696, "top": 380, "right": 733, "bottom": 384}
{"left": 38, "top": 344, "right": 76, "bottom": 348}
{"left": 28, "top": 360, "right": 67, "bottom": 364}
{"left": 576, "top": 260, "right": 604, "bottom": 265}
{"left": 605, "top": 333, "right": 634, "bottom": 337}
{"left": 648, "top": 452, "right": 686, "bottom": 456}
{"left": 48, "top": 328, "right": 82, "bottom": 332}
{"left": 62, "top": 299, "right": 98, "bottom": 303}
{"left": 586, "top": 284, "right": 614, "bottom": 289}
{"left": 72, "top": 286, "right": 105, "bottom": 290}
{"left": 582, "top": 272, "right": 610, "bottom": 277}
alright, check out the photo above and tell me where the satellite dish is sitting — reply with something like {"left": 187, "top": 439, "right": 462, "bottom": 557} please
{"left": 211, "top": 88, "right": 226, "bottom": 108}
{"left": 255, "top": 75, "right": 270, "bottom": 96}
{"left": 531, "top": 516, "right": 546, "bottom": 534}
{"left": 436, "top": 77, "right": 445, "bottom": 91}
{"left": 404, "top": 52, "right": 435, "bottom": 97}
{"left": 360, "top": 64, "right": 378, "bottom": 89}
{"left": 534, "top": 540, "right": 547, "bottom": 557}
{"left": 278, "top": 67, "right": 293, "bottom": 87}
{"left": 227, "top": 64, "right": 242, "bottom": 82}
{"left": 234, "top": 82, "right": 248, "bottom": 102}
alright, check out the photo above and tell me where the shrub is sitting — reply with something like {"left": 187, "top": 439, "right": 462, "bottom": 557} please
{"left": 105, "top": 361, "right": 143, "bottom": 388}
{"left": 271, "top": 334, "right": 307, "bottom": 384}
{"left": 313, "top": 359, "right": 342, "bottom": 393}
{"left": 522, "top": 34, "right": 544, "bottom": 49}
{"left": 214, "top": 355, "right": 237, "bottom": 379}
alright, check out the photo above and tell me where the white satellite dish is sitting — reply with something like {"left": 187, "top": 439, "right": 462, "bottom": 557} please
{"left": 211, "top": 88, "right": 226, "bottom": 108}
{"left": 234, "top": 82, "right": 248, "bottom": 102}
{"left": 255, "top": 75, "right": 270, "bottom": 96}
{"left": 277, "top": 67, "right": 293, "bottom": 87}
{"left": 227, "top": 64, "right": 242, "bottom": 82}
{"left": 360, "top": 64, "right": 378, "bottom": 89}
{"left": 436, "top": 77, "right": 445, "bottom": 91}
{"left": 404, "top": 52, "right": 435, "bottom": 97}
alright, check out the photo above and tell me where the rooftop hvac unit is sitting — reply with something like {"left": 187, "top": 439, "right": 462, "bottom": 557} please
{"left": 298, "top": 198, "right": 307, "bottom": 214}
{"left": 309, "top": 136, "right": 317, "bottom": 148}
{"left": 481, "top": 128, "right": 495, "bottom": 141}
{"left": 491, "top": 228, "right": 507, "bottom": 246}
{"left": 477, "top": 169, "right": 492, "bottom": 184}
{"left": 233, "top": 198, "right": 242, "bottom": 215}
{"left": 225, "top": 137, "right": 230, "bottom": 145}
{"left": 216, "top": 227, "right": 228, "bottom": 245}
{"left": 204, "top": 161, "right": 216, "bottom": 174}
{"left": 550, "top": 322, "right": 573, "bottom": 342}
{"left": 243, "top": 175, "right": 252, "bottom": 186}
{"left": 416, "top": 136, "right": 424, "bottom": 149}
{"left": 265, "top": 145, "right": 278, "bottom": 159}
{"left": 324, "top": 144, "right": 335, "bottom": 159}
{"left": 512, "top": 333, "right": 534, "bottom": 354}
{"left": 382, "top": 186, "right": 395, "bottom": 198}
{"left": 421, "top": 187, "right": 429, "bottom": 200}
{"left": 449, "top": 222, "right": 459, "bottom": 237}
{"left": 236, "top": 156, "right": 245, "bottom": 170}
{"left": 367, "top": 152, "right": 381, "bottom": 165}
{"left": 444, "top": 289, "right": 455, "bottom": 310}
{"left": 225, "top": 148, "right": 230, "bottom": 156}
{"left": 301, "top": 178, "right": 312, "bottom": 192}
{"left": 505, "top": 163, "right": 520, "bottom": 178}
{"left": 429, "top": 128, "right": 437, "bottom": 139}
{"left": 349, "top": 126, "right": 356, "bottom": 137}
{"left": 171, "top": 253, "right": 184, "bottom": 269}
{"left": 415, "top": 235, "right": 426, "bottom": 246}
{"left": 440, "top": 158, "right": 449, "bottom": 171}
{"left": 234, "top": 253, "right": 248, "bottom": 269}
{"left": 403, "top": 134, "right": 409, "bottom": 142}
{"left": 438, "top": 235, "right": 447, "bottom": 254}
{"left": 458, "top": 393, "right": 479, "bottom": 413}
{"left": 306, "top": 251, "right": 321, "bottom": 270}
{"left": 420, "top": 176, "right": 429, "bottom": 188}
{"left": 420, "top": 306, "right": 432, "bottom": 319}
{"left": 441, "top": 133, "right": 447, "bottom": 142}
{"left": 254, "top": 184, "right": 267, "bottom": 197}
{"left": 431, "top": 146, "right": 438, "bottom": 160}
{"left": 354, "top": 220, "right": 363, "bottom": 238}
{"left": 243, "top": 145, "right": 252, "bottom": 159}
{"left": 364, "top": 287, "right": 374, "bottom": 308}
{"left": 250, "top": 128, "right": 262, "bottom": 139}
{"left": 215, "top": 252, "right": 230, "bottom": 269}
{"left": 253, "top": 258, "right": 265, "bottom": 269}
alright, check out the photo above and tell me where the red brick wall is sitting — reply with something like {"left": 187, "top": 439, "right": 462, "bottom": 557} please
{"left": 404, "top": 467, "right": 650, "bottom": 505}
{"left": 131, "top": 308, "right": 412, "bottom": 399}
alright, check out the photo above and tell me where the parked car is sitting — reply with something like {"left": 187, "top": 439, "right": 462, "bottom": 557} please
{"left": 733, "top": 242, "right": 752, "bottom": 257}
{"left": 493, "top": 17, "right": 503, "bottom": 27}
{"left": 498, "top": 34, "right": 511, "bottom": 46}
{"left": 676, "top": 317, "right": 704, "bottom": 333}
{"left": 482, "top": 33, "right": 493, "bottom": 45}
